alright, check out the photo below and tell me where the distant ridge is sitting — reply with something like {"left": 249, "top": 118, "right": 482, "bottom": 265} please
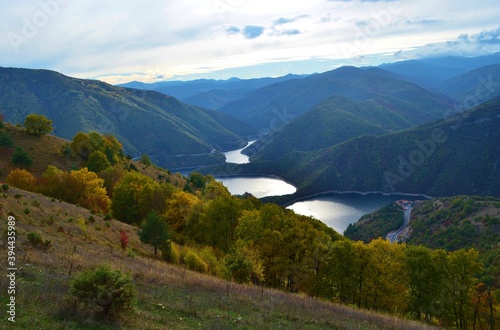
{"left": 219, "top": 65, "right": 454, "bottom": 131}
{"left": 0, "top": 67, "right": 255, "bottom": 168}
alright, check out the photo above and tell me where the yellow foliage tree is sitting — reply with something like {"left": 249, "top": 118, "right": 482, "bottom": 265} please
{"left": 6, "top": 169, "right": 36, "bottom": 191}
{"left": 69, "top": 168, "right": 111, "bottom": 213}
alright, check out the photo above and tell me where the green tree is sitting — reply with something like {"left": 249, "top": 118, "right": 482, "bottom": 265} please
{"left": 70, "top": 264, "right": 136, "bottom": 319}
{"left": 111, "top": 172, "right": 170, "bottom": 224}
{"left": 11, "top": 147, "right": 33, "bottom": 168}
{"left": 139, "top": 210, "right": 170, "bottom": 256}
{"left": 23, "top": 114, "right": 53, "bottom": 136}
{"left": 199, "top": 195, "right": 241, "bottom": 253}
{"left": 0, "top": 132, "right": 14, "bottom": 147}
{"left": 442, "top": 249, "right": 483, "bottom": 329}
{"left": 318, "top": 239, "right": 358, "bottom": 304}
{"left": 404, "top": 245, "right": 446, "bottom": 322}
{"left": 140, "top": 154, "right": 152, "bottom": 166}
{"left": 86, "top": 150, "right": 111, "bottom": 173}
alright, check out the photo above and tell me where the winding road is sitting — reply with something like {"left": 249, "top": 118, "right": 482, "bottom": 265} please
{"left": 387, "top": 206, "right": 412, "bottom": 244}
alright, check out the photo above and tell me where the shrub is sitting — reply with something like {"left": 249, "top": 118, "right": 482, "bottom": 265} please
{"left": 26, "top": 232, "right": 52, "bottom": 250}
{"left": 69, "top": 264, "right": 136, "bottom": 319}
{"left": 184, "top": 250, "right": 208, "bottom": 273}
{"left": 1, "top": 184, "right": 9, "bottom": 191}
{"left": 119, "top": 230, "right": 129, "bottom": 251}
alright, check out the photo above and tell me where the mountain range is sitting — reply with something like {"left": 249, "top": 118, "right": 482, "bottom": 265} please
{"left": 211, "top": 96, "right": 500, "bottom": 199}
{"left": 0, "top": 67, "right": 255, "bottom": 169}
{"left": 119, "top": 74, "right": 305, "bottom": 109}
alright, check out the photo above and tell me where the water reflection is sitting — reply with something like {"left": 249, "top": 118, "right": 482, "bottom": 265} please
{"left": 287, "top": 193, "right": 423, "bottom": 234}
{"left": 217, "top": 176, "right": 296, "bottom": 198}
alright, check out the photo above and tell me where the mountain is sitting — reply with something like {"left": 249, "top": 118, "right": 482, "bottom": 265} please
{"left": 245, "top": 89, "right": 456, "bottom": 162}
{"left": 245, "top": 95, "right": 406, "bottom": 161}
{"left": 378, "top": 60, "right": 466, "bottom": 89}
{"left": 218, "top": 66, "right": 455, "bottom": 131}
{"left": 226, "top": 97, "right": 500, "bottom": 199}
{"left": 118, "top": 74, "right": 306, "bottom": 109}
{"left": 439, "top": 63, "right": 500, "bottom": 105}
{"left": 378, "top": 53, "right": 500, "bottom": 90}
{"left": 0, "top": 67, "right": 255, "bottom": 169}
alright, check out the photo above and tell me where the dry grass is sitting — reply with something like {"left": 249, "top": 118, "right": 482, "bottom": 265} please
{"left": 0, "top": 186, "right": 442, "bottom": 329}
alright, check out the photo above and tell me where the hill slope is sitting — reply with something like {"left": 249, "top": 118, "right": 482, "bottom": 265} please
{"left": 218, "top": 66, "right": 454, "bottom": 130}
{"left": 0, "top": 67, "right": 255, "bottom": 169}
{"left": 439, "top": 63, "right": 500, "bottom": 104}
{"left": 228, "top": 97, "right": 500, "bottom": 199}
{"left": 246, "top": 93, "right": 436, "bottom": 162}
{"left": 0, "top": 187, "right": 439, "bottom": 329}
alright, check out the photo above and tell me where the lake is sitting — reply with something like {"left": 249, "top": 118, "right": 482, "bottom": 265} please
{"left": 287, "top": 193, "right": 423, "bottom": 234}
{"left": 223, "top": 140, "right": 256, "bottom": 164}
{"left": 219, "top": 143, "right": 423, "bottom": 234}
{"left": 218, "top": 176, "right": 296, "bottom": 198}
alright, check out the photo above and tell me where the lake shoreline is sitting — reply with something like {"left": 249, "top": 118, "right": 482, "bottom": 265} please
{"left": 280, "top": 190, "right": 432, "bottom": 207}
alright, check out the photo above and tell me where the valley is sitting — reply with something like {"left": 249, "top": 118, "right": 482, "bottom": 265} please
{"left": 1, "top": 53, "right": 500, "bottom": 329}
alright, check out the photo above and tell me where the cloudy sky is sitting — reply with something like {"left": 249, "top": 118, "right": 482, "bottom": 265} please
{"left": 1, "top": 0, "right": 499, "bottom": 84}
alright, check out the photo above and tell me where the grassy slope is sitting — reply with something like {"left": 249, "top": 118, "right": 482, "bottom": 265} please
{"left": 0, "top": 187, "right": 438, "bottom": 330}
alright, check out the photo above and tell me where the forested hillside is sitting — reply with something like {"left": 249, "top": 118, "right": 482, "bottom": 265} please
{"left": 245, "top": 94, "right": 431, "bottom": 162}
{"left": 0, "top": 67, "right": 255, "bottom": 169}
{"left": 344, "top": 196, "right": 500, "bottom": 307}
{"left": 229, "top": 97, "right": 500, "bottom": 199}
{"left": 219, "top": 66, "right": 454, "bottom": 130}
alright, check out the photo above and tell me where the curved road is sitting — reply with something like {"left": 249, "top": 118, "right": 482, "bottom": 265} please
{"left": 387, "top": 206, "right": 412, "bottom": 244}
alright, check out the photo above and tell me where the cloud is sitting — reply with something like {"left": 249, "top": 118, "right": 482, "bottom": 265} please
{"left": 280, "top": 29, "right": 301, "bottom": 36}
{"left": 273, "top": 15, "right": 309, "bottom": 26}
{"left": 459, "top": 27, "right": 500, "bottom": 45}
{"left": 402, "top": 27, "right": 500, "bottom": 59}
{"left": 242, "top": 25, "right": 265, "bottom": 39}
{"left": 226, "top": 26, "right": 240, "bottom": 34}
{"left": 405, "top": 18, "right": 441, "bottom": 26}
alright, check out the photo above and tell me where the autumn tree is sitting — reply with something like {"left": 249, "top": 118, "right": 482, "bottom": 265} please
{"left": 6, "top": 169, "right": 36, "bottom": 191}
{"left": 164, "top": 190, "right": 200, "bottom": 234}
{"left": 224, "top": 239, "right": 265, "bottom": 284}
{"left": 71, "top": 131, "right": 124, "bottom": 164}
{"left": 139, "top": 210, "right": 169, "bottom": 256}
{"left": 69, "top": 168, "right": 111, "bottom": 213}
{"left": 23, "top": 114, "right": 53, "bottom": 136}
{"left": 111, "top": 172, "right": 172, "bottom": 224}
{"left": 36, "top": 166, "right": 110, "bottom": 213}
